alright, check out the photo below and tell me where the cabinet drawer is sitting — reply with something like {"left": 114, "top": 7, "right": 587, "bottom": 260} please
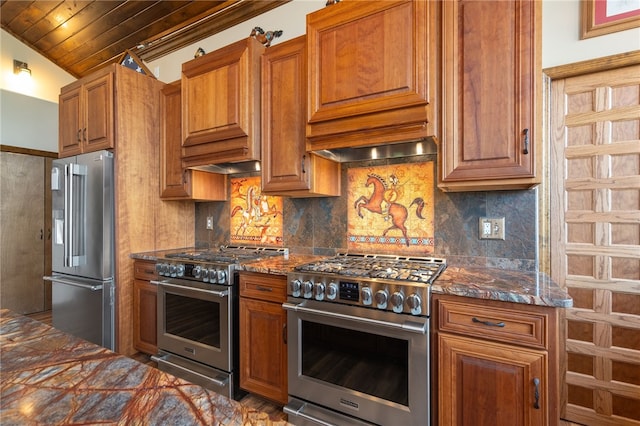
{"left": 134, "top": 260, "right": 158, "bottom": 281}
{"left": 239, "top": 272, "right": 287, "bottom": 303}
{"left": 437, "top": 298, "right": 547, "bottom": 349}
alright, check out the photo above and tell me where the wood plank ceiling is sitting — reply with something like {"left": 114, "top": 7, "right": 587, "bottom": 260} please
{"left": 1, "top": 1, "right": 290, "bottom": 79}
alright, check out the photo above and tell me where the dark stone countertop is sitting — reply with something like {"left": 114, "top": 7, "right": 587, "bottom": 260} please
{"left": 131, "top": 249, "right": 571, "bottom": 308}
{"left": 0, "top": 309, "right": 290, "bottom": 425}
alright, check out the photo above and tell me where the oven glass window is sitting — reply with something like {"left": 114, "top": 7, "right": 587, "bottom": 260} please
{"left": 165, "top": 292, "right": 221, "bottom": 348}
{"left": 301, "top": 320, "right": 409, "bottom": 405}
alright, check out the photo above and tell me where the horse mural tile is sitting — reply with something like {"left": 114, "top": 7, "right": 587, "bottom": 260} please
{"left": 230, "top": 176, "right": 284, "bottom": 246}
{"left": 348, "top": 162, "right": 435, "bottom": 254}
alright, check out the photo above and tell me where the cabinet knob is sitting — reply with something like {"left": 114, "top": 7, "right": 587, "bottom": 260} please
{"left": 523, "top": 128, "right": 529, "bottom": 155}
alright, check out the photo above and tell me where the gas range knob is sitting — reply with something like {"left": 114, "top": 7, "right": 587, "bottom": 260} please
{"left": 361, "top": 286, "right": 372, "bottom": 306}
{"left": 407, "top": 293, "right": 422, "bottom": 315}
{"left": 302, "top": 280, "right": 314, "bottom": 299}
{"left": 290, "top": 279, "right": 302, "bottom": 297}
{"left": 155, "top": 263, "right": 164, "bottom": 275}
{"left": 217, "top": 269, "right": 227, "bottom": 284}
{"left": 390, "top": 291, "right": 405, "bottom": 313}
{"left": 208, "top": 268, "right": 217, "bottom": 283}
{"left": 192, "top": 265, "right": 202, "bottom": 279}
{"left": 375, "top": 289, "right": 389, "bottom": 309}
{"left": 326, "top": 282, "right": 338, "bottom": 300}
{"left": 314, "top": 282, "right": 325, "bottom": 301}
{"left": 202, "top": 268, "right": 210, "bottom": 282}
{"left": 176, "top": 264, "right": 185, "bottom": 277}
{"left": 168, "top": 264, "right": 177, "bottom": 277}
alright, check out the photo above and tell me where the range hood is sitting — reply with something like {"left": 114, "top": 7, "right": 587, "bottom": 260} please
{"left": 311, "top": 137, "right": 437, "bottom": 163}
{"left": 190, "top": 160, "right": 261, "bottom": 175}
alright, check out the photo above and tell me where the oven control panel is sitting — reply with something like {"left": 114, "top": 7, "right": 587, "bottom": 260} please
{"left": 287, "top": 273, "right": 430, "bottom": 316}
{"left": 156, "top": 262, "right": 229, "bottom": 285}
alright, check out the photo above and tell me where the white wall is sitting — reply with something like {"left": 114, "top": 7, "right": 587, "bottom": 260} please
{"left": 147, "top": 0, "right": 325, "bottom": 82}
{"left": 1, "top": 0, "right": 638, "bottom": 151}
{"left": 542, "top": 0, "right": 640, "bottom": 68}
{"left": 0, "top": 29, "right": 75, "bottom": 102}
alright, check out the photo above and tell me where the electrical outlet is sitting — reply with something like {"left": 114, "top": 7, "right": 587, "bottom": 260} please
{"left": 206, "top": 216, "right": 214, "bottom": 230}
{"left": 479, "top": 217, "right": 505, "bottom": 240}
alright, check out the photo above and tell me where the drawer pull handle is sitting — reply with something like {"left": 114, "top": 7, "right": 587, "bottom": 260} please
{"left": 533, "top": 377, "right": 540, "bottom": 409}
{"left": 472, "top": 317, "right": 505, "bottom": 327}
{"left": 256, "top": 285, "right": 273, "bottom": 292}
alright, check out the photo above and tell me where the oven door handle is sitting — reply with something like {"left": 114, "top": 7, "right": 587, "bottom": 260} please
{"left": 152, "top": 280, "right": 229, "bottom": 298}
{"left": 150, "top": 354, "right": 229, "bottom": 388}
{"left": 282, "top": 302, "right": 427, "bottom": 334}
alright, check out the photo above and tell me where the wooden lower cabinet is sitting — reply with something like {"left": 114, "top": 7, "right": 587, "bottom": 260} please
{"left": 133, "top": 260, "right": 158, "bottom": 355}
{"left": 239, "top": 272, "right": 287, "bottom": 405}
{"left": 433, "top": 294, "right": 559, "bottom": 426}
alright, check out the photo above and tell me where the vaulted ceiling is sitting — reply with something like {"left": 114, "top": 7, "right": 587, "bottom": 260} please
{"left": 1, "top": 1, "right": 290, "bottom": 79}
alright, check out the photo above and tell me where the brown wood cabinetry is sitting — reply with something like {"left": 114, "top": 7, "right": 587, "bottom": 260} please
{"left": 59, "top": 69, "right": 114, "bottom": 157}
{"left": 305, "top": 0, "right": 439, "bottom": 150}
{"left": 160, "top": 81, "right": 227, "bottom": 201}
{"left": 439, "top": 0, "right": 541, "bottom": 191}
{"left": 133, "top": 260, "right": 158, "bottom": 355}
{"left": 261, "top": 35, "right": 340, "bottom": 197}
{"left": 239, "top": 272, "right": 287, "bottom": 405}
{"left": 181, "top": 38, "right": 264, "bottom": 168}
{"left": 433, "top": 294, "right": 560, "bottom": 426}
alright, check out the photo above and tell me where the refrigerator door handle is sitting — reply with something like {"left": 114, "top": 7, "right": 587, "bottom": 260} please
{"left": 67, "top": 163, "right": 87, "bottom": 267}
{"left": 44, "top": 276, "right": 103, "bottom": 291}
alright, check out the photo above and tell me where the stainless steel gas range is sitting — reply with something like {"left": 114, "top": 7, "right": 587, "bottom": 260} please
{"left": 150, "top": 246, "right": 285, "bottom": 400}
{"left": 284, "top": 253, "right": 446, "bottom": 426}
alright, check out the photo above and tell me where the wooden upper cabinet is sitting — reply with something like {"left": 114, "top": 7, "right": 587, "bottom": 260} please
{"left": 181, "top": 37, "right": 264, "bottom": 168}
{"left": 306, "top": 0, "right": 439, "bottom": 150}
{"left": 159, "top": 81, "right": 227, "bottom": 201}
{"left": 261, "top": 35, "right": 340, "bottom": 197}
{"left": 59, "top": 69, "right": 114, "bottom": 157}
{"left": 439, "top": 0, "right": 541, "bottom": 192}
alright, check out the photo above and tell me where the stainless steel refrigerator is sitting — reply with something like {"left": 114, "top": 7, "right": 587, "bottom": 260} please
{"left": 44, "top": 150, "right": 115, "bottom": 350}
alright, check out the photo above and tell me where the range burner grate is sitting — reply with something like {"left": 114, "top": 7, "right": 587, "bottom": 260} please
{"left": 295, "top": 253, "right": 446, "bottom": 283}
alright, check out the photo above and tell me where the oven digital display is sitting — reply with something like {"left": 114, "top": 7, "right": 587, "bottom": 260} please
{"left": 339, "top": 281, "right": 359, "bottom": 302}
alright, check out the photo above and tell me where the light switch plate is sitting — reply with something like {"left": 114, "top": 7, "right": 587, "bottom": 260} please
{"left": 206, "top": 216, "right": 214, "bottom": 230}
{"left": 479, "top": 217, "right": 505, "bottom": 240}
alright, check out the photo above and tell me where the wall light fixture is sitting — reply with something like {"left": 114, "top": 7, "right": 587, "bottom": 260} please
{"left": 13, "top": 60, "right": 31, "bottom": 76}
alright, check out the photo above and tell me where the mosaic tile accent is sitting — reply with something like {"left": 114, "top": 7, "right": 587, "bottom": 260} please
{"left": 229, "top": 176, "right": 284, "bottom": 246}
{"left": 347, "top": 162, "right": 435, "bottom": 254}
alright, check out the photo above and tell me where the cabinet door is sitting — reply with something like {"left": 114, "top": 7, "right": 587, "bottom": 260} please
{"left": 262, "top": 36, "right": 309, "bottom": 193}
{"left": 306, "top": 0, "right": 434, "bottom": 148}
{"left": 439, "top": 0, "right": 539, "bottom": 191}
{"left": 239, "top": 297, "right": 288, "bottom": 404}
{"left": 439, "top": 333, "right": 547, "bottom": 426}
{"left": 58, "top": 87, "right": 83, "bottom": 157}
{"left": 133, "top": 279, "right": 157, "bottom": 355}
{"left": 83, "top": 72, "right": 114, "bottom": 152}
{"left": 160, "top": 82, "right": 190, "bottom": 198}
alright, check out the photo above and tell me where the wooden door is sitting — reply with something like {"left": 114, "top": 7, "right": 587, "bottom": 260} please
{"left": 550, "top": 64, "right": 640, "bottom": 425}
{"left": 0, "top": 152, "right": 45, "bottom": 314}
{"left": 133, "top": 279, "right": 157, "bottom": 355}
{"left": 160, "top": 82, "right": 190, "bottom": 198}
{"left": 438, "top": 333, "right": 547, "bottom": 426}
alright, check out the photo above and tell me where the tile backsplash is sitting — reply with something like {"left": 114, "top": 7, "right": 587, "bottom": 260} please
{"left": 195, "top": 155, "right": 538, "bottom": 271}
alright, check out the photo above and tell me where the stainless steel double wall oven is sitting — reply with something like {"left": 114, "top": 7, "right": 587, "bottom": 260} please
{"left": 151, "top": 246, "right": 284, "bottom": 400}
{"left": 284, "top": 254, "right": 446, "bottom": 426}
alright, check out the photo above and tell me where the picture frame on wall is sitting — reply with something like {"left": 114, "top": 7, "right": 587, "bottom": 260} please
{"left": 581, "top": 0, "right": 640, "bottom": 39}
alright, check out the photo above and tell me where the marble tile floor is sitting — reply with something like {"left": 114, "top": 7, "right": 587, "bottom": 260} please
{"left": 24, "top": 310, "right": 287, "bottom": 423}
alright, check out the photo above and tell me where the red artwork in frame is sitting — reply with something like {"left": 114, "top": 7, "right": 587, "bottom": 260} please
{"left": 581, "top": 0, "right": 640, "bottom": 39}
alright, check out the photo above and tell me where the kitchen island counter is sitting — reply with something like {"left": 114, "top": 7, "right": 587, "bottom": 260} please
{"left": 0, "top": 309, "right": 290, "bottom": 425}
